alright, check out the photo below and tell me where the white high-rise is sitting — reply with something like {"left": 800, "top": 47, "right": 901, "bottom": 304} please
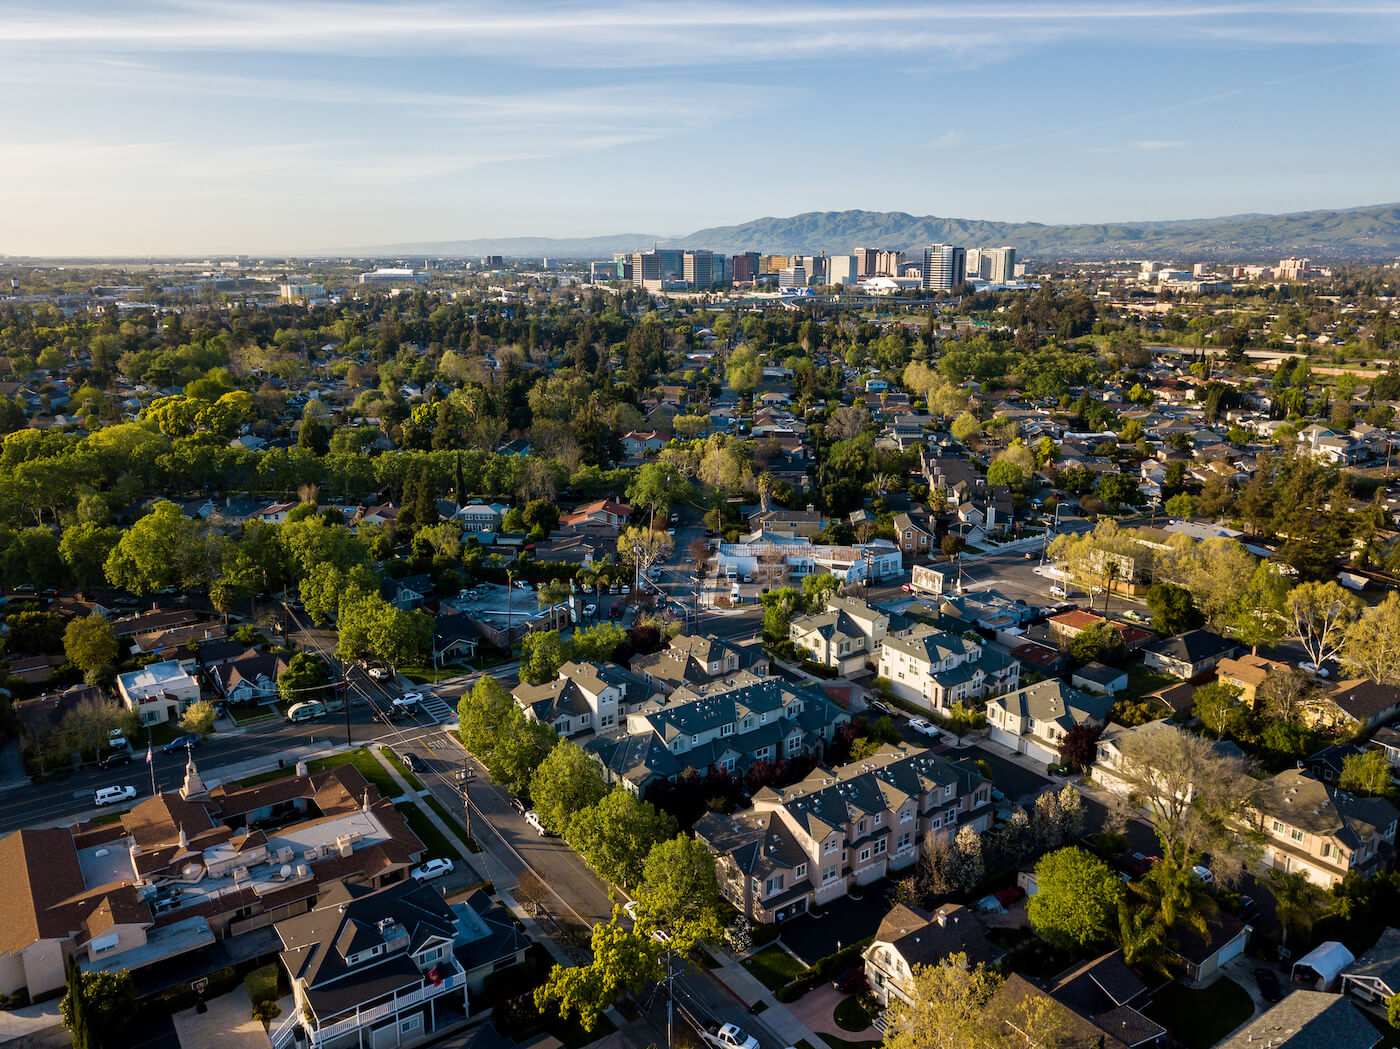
{"left": 921, "top": 244, "right": 966, "bottom": 291}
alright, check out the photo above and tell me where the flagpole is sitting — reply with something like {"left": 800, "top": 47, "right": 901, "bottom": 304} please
{"left": 147, "top": 745, "right": 156, "bottom": 796}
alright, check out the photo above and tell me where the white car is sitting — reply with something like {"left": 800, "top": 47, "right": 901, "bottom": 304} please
{"left": 94, "top": 785, "right": 138, "bottom": 807}
{"left": 368, "top": 666, "right": 390, "bottom": 681}
{"left": 1049, "top": 585, "right": 1067, "bottom": 598}
{"left": 705, "top": 1024, "right": 760, "bottom": 1049}
{"left": 1299, "top": 662, "right": 1329, "bottom": 678}
{"left": 908, "top": 718, "right": 941, "bottom": 739}
{"left": 393, "top": 692, "right": 422, "bottom": 712}
{"left": 411, "top": 858, "right": 454, "bottom": 881}
{"left": 1191, "top": 864, "right": 1215, "bottom": 885}
{"left": 523, "top": 810, "right": 549, "bottom": 836}
{"left": 583, "top": 603, "right": 597, "bottom": 617}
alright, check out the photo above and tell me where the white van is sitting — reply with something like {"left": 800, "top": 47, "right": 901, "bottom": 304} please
{"left": 94, "top": 785, "right": 137, "bottom": 807}
{"left": 286, "top": 701, "right": 328, "bottom": 723}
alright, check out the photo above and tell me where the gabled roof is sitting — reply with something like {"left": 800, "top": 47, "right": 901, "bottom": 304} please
{"left": 1343, "top": 926, "right": 1400, "bottom": 996}
{"left": 1216, "top": 991, "right": 1379, "bottom": 1049}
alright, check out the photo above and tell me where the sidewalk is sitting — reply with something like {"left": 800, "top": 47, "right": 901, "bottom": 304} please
{"left": 368, "top": 748, "right": 489, "bottom": 889}
{"left": 0, "top": 999, "right": 64, "bottom": 1048}
{"left": 709, "top": 954, "right": 834, "bottom": 1049}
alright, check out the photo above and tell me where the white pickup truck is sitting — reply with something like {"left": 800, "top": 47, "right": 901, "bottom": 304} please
{"left": 702, "top": 1024, "right": 759, "bottom": 1049}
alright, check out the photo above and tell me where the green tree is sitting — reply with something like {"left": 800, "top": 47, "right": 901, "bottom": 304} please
{"left": 631, "top": 835, "right": 727, "bottom": 956}
{"left": 1068, "top": 621, "right": 1126, "bottom": 665}
{"left": 1388, "top": 993, "right": 1400, "bottom": 1031}
{"left": 299, "top": 562, "right": 378, "bottom": 626}
{"left": 950, "top": 412, "right": 981, "bottom": 444}
{"left": 60, "top": 967, "right": 136, "bottom": 1047}
{"left": 533, "top": 913, "right": 662, "bottom": 1032}
{"left": 529, "top": 741, "right": 608, "bottom": 836}
{"left": 882, "top": 952, "right": 1003, "bottom": 1049}
{"left": 1163, "top": 493, "right": 1195, "bottom": 520}
{"left": 800, "top": 572, "right": 841, "bottom": 609}
{"left": 626, "top": 462, "right": 691, "bottom": 525}
{"left": 1228, "top": 561, "right": 1291, "bottom": 654}
{"left": 1193, "top": 681, "right": 1248, "bottom": 738}
{"left": 760, "top": 586, "right": 806, "bottom": 642}
{"left": 63, "top": 614, "right": 118, "bottom": 676}
{"left": 520, "top": 629, "right": 569, "bottom": 685}
{"left": 1026, "top": 847, "right": 1125, "bottom": 951}
{"left": 104, "top": 500, "right": 204, "bottom": 593}
{"left": 59, "top": 522, "right": 122, "bottom": 591}
{"left": 566, "top": 789, "right": 677, "bottom": 887}
{"left": 61, "top": 957, "right": 93, "bottom": 1049}
{"left": 1146, "top": 583, "right": 1204, "bottom": 636}
{"left": 571, "top": 622, "right": 627, "bottom": 663}
{"left": 278, "top": 652, "right": 332, "bottom": 704}
{"left": 178, "top": 699, "right": 217, "bottom": 737}
{"left": 367, "top": 606, "right": 431, "bottom": 670}
{"left": 1288, "top": 580, "right": 1362, "bottom": 667}
{"left": 1342, "top": 591, "right": 1400, "bottom": 686}
{"left": 724, "top": 346, "right": 762, "bottom": 393}
{"left": 1269, "top": 868, "right": 1325, "bottom": 947}
{"left": 985, "top": 459, "right": 1024, "bottom": 487}
{"left": 457, "top": 676, "right": 515, "bottom": 760}
{"left": 1339, "top": 749, "right": 1394, "bottom": 797}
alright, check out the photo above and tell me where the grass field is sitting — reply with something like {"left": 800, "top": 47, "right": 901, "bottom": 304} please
{"left": 742, "top": 943, "right": 805, "bottom": 991}
{"left": 423, "top": 793, "right": 481, "bottom": 852}
{"left": 1144, "top": 978, "right": 1254, "bottom": 1049}
{"left": 395, "top": 801, "right": 463, "bottom": 860}
{"left": 244, "top": 963, "right": 279, "bottom": 1006}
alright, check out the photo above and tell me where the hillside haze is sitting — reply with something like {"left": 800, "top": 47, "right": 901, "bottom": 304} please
{"left": 374, "top": 202, "right": 1400, "bottom": 261}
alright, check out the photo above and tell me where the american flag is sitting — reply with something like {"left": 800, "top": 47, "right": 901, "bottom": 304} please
{"left": 145, "top": 745, "right": 153, "bottom": 765}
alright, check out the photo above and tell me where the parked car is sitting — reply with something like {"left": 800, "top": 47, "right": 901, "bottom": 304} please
{"left": 368, "top": 666, "right": 390, "bottom": 681}
{"left": 411, "top": 858, "right": 454, "bottom": 882}
{"left": 1050, "top": 585, "right": 1067, "bottom": 598}
{"left": 583, "top": 603, "right": 597, "bottom": 617}
{"left": 670, "top": 512, "right": 679, "bottom": 524}
{"left": 94, "top": 785, "right": 137, "bottom": 807}
{"left": 402, "top": 752, "right": 425, "bottom": 773}
{"left": 901, "top": 583, "right": 913, "bottom": 592}
{"left": 1254, "top": 967, "right": 1286, "bottom": 1003}
{"left": 101, "top": 749, "right": 132, "bottom": 768}
{"left": 1299, "top": 662, "right": 1329, "bottom": 678}
{"left": 870, "top": 700, "right": 894, "bottom": 717}
{"left": 704, "top": 528, "right": 715, "bottom": 537}
{"left": 1191, "top": 864, "right": 1214, "bottom": 885}
{"left": 508, "top": 795, "right": 527, "bottom": 815}
{"left": 908, "top": 717, "right": 941, "bottom": 739}
{"left": 609, "top": 605, "right": 623, "bottom": 620}
{"left": 831, "top": 968, "right": 867, "bottom": 994}
{"left": 621, "top": 584, "right": 630, "bottom": 594}
{"left": 704, "top": 1024, "right": 759, "bottom": 1049}
{"left": 163, "top": 732, "right": 201, "bottom": 753}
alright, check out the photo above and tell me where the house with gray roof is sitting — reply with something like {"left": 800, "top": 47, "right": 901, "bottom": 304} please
{"left": 584, "top": 676, "right": 849, "bottom": 795}
{"left": 1250, "top": 768, "right": 1399, "bottom": 888}
{"left": 789, "top": 595, "right": 889, "bottom": 674}
{"left": 1216, "top": 991, "right": 1379, "bottom": 1049}
{"left": 513, "top": 660, "right": 658, "bottom": 738}
{"left": 863, "top": 902, "right": 1003, "bottom": 1006}
{"left": 876, "top": 624, "right": 1020, "bottom": 714}
{"left": 694, "top": 742, "right": 990, "bottom": 923}
{"left": 629, "top": 633, "right": 769, "bottom": 693}
{"left": 986, "top": 680, "right": 1112, "bottom": 765}
{"left": 1341, "top": 926, "right": 1400, "bottom": 1004}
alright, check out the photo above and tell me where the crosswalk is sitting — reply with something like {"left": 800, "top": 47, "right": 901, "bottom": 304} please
{"left": 419, "top": 692, "right": 455, "bottom": 723}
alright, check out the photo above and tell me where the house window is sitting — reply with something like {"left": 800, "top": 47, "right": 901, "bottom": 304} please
{"left": 580, "top": 713, "right": 591, "bottom": 725}
{"left": 1320, "top": 843, "right": 1334, "bottom": 859}
{"left": 897, "top": 832, "right": 912, "bottom": 849}
{"left": 860, "top": 848, "right": 871, "bottom": 863}
{"left": 766, "top": 875, "right": 784, "bottom": 894}
{"left": 1272, "top": 820, "right": 1285, "bottom": 833}
{"left": 600, "top": 714, "right": 614, "bottom": 729}
{"left": 744, "top": 717, "right": 755, "bottom": 730}
{"left": 825, "top": 838, "right": 839, "bottom": 854}
{"left": 901, "top": 808, "right": 913, "bottom": 823}
{"left": 874, "top": 813, "right": 882, "bottom": 825}
{"left": 721, "top": 723, "right": 735, "bottom": 736}
{"left": 1290, "top": 829, "right": 1305, "bottom": 843}
{"left": 822, "top": 865, "right": 838, "bottom": 884}
{"left": 787, "top": 737, "right": 802, "bottom": 754}
{"left": 691, "top": 734, "right": 700, "bottom": 744}
{"left": 795, "top": 863, "right": 807, "bottom": 878}
{"left": 874, "top": 838, "right": 887, "bottom": 856}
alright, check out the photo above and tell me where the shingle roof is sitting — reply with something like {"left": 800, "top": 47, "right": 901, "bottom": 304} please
{"left": 1216, "top": 991, "right": 1380, "bottom": 1049}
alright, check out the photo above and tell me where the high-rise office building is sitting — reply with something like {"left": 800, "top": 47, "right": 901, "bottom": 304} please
{"left": 876, "top": 250, "right": 905, "bottom": 277}
{"left": 731, "top": 252, "right": 760, "bottom": 283}
{"left": 779, "top": 266, "right": 808, "bottom": 288}
{"left": 853, "top": 247, "right": 878, "bottom": 278}
{"left": 683, "top": 250, "right": 716, "bottom": 288}
{"left": 796, "top": 255, "right": 826, "bottom": 283}
{"left": 987, "top": 247, "right": 1016, "bottom": 284}
{"left": 827, "top": 255, "right": 858, "bottom": 286}
{"left": 921, "top": 244, "right": 967, "bottom": 291}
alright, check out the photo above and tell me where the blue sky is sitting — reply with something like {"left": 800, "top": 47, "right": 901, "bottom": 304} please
{"left": 1, "top": 1, "right": 1397, "bottom": 255}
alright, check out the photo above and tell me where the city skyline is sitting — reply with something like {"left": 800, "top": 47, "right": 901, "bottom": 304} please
{"left": 1, "top": 0, "right": 1398, "bottom": 255}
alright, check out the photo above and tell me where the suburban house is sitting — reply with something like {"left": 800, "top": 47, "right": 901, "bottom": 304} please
{"left": 986, "top": 680, "right": 1113, "bottom": 765}
{"left": 1171, "top": 912, "right": 1250, "bottom": 982}
{"left": 862, "top": 902, "right": 1003, "bottom": 1007}
{"left": 621, "top": 431, "right": 666, "bottom": 457}
{"left": 746, "top": 505, "right": 826, "bottom": 539}
{"left": 1249, "top": 768, "right": 1400, "bottom": 887}
{"left": 995, "top": 952, "right": 1168, "bottom": 1049}
{"left": 1141, "top": 629, "right": 1238, "bottom": 680}
{"left": 1215, "top": 653, "right": 1292, "bottom": 709}
{"left": 431, "top": 613, "right": 481, "bottom": 665}
{"left": 512, "top": 660, "right": 657, "bottom": 738}
{"left": 1302, "top": 679, "right": 1400, "bottom": 733}
{"left": 1047, "top": 610, "right": 1155, "bottom": 651}
{"left": 694, "top": 743, "right": 991, "bottom": 923}
{"left": 1092, "top": 719, "right": 1239, "bottom": 798}
{"left": 210, "top": 649, "right": 291, "bottom": 706}
{"left": 788, "top": 596, "right": 889, "bottom": 675}
{"left": 1216, "top": 992, "right": 1381, "bottom": 1049}
{"left": 584, "top": 677, "right": 849, "bottom": 794}
{"left": 273, "top": 879, "right": 470, "bottom": 1049}
{"left": 629, "top": 633, "right": 769, "bottom": 694}
{"left": 455, "top": 503, "right": 508, "bottom": 533}
{"left": 385, "top": 574, "right": 434, "bottom": 612}
{"left": 891, "top": 511, "right": 938, "bottom": 557}
{"left": 559, "top": 499, "right": 633, "bottom": 535}
{"left": 116, "top": 660, "right": 202, "bottom": 725}
{"left": 1341, "top": 926, "right": 1400, "bottom": 1005}
{"left": 876, "top": 625, "right": 1020, "bottom": 713}
{"left": 0, "top": 758, "right": 434, "bottom": 1002}
{"left": 1071, "top": 662, "right": 1129, "bottom": 696}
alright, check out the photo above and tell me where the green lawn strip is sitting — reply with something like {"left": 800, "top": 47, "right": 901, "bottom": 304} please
{"left": 1143, "top": 978, "right": 1254, "bottom": 1049}
{"left": 742, "top": 943, "right": 806, "bottom": 992}
{"left": 227, "top": 706, "right": 278, "bottom": 727}
{"left": 422, "top": 793, "right": 482, "bottom": 853}
{"left": 833, "top": 995, "right": 872, "bottom": 1032}
{"left": 377, "top": 746, "right": 425, "bottom": 792}
{"left": 244, "top": 963, "right": 279, "bottom": 1006}
{"left": 305, "top": 749, "right": 400, "bottom": 798}
{"left": 399, "top": 664, "right": 471, "bottom": 685}
{"left": 394, "top": 801, "right": 463, "bottom": 861}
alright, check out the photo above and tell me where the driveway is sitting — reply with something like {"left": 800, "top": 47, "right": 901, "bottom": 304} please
{"left": 957, "top": 744, "right": 1053, "bottom": 803}
{"left": 172, "top": 986, "right": 270, "bottom": 1049}
{"left": 778, "top": 886, "right": 897, "bottom": 966}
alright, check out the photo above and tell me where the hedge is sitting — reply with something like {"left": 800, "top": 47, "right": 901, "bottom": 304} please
{"left": 773, "top": 938, "right": 874, "bottom": 1003}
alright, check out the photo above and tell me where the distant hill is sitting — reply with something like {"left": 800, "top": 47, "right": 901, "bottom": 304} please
{"left": 668, "top": 204, "right": 1400, "bottom": 261}
{"left": 367, "top": 202, "right": 1400, "bottom": 262}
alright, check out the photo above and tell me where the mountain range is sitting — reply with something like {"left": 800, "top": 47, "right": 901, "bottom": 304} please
{"left": 368, "top": 202, "right": 1400, "bottom": 262}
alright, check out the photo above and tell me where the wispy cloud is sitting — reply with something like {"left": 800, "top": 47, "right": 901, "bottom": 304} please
{"left": 1133, "top": 139, "right": 1190, "bottom": 150}
{"left": 928, "top": 131, "right": 965, "bottom": 149}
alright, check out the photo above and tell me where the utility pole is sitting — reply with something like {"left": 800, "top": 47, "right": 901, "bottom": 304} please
{"left": 342, "top": 672, "right": 352, "bottom": 746}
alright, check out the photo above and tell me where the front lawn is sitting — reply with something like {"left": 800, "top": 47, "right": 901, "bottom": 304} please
{"left": 423, "top": 794, "right": 481, "bottom": 853}
{"left": 307, "top": 749, "right": 401, "bottom": 799}
{"left": 742, "top": 943, "right": 805, "bottom": 991}
{"left": 834, "top": 995, "right": 873, "bottom": 1032}
{"left": 394, "top": 802, "right": 463, "bottom": 861}
{"left": 1144, "top": 978, "right": 1255, "bottom": 1049}
{"left": 1119, "top": 664, "right": 1177, "bottom": 704}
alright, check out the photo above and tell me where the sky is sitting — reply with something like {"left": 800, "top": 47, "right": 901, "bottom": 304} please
{"left": 1, "top": 1, "right": 1398, "bottom": 256}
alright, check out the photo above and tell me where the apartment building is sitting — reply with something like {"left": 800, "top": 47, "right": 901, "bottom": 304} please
{"left": 694, "top": 743, "right": 991, "bottom": 923}
{"left": 877, "top": 625, "right": 1020, "bottom": 714}
{"left": 986, "top": 680, "right": 1112, "bottom": 765}
{"left": 789, "top": 596, "right": 889, "bottom": 674}
{"left": 513, "top": 660, "right": 657, "bottom": 737}
{"left": 629, "top": 633, "right": 769, "bottom": 694}
{"left": 1250, "top": 769, "right": 1399, "bottom": 888}
{"left": 585, "top": 677, "right": 849, "bottom": 795}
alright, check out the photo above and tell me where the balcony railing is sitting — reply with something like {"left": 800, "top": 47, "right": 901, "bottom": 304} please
{"left": 275, "top": 967, "right": 466, "bottom": 1049}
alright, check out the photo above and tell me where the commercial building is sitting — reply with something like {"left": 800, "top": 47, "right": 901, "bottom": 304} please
{"left": 730, "top": 252, "right": 760, "bottom": 283}
{"left": 778, "top": 266, "right": 807, "bottom": 288}
{"left": 986, "top": 247, "right": 1016, "bottom": 284}
{"left": 357, "top": 268, "right": 425, "bottom": 285}
{"left": 826, "top": 255, "right": 858, "bottom": 286}
{"left": 853, "top": 247, "right": 879, "bottom": 278}
{"left": 921, "top": 244, "right": 967, "bottom": 291}
{"left": 695, "top": 743, "right": 992, "bottom": 923}
{"left": 280, "top": 283, "right": 326, "bottom": 302}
